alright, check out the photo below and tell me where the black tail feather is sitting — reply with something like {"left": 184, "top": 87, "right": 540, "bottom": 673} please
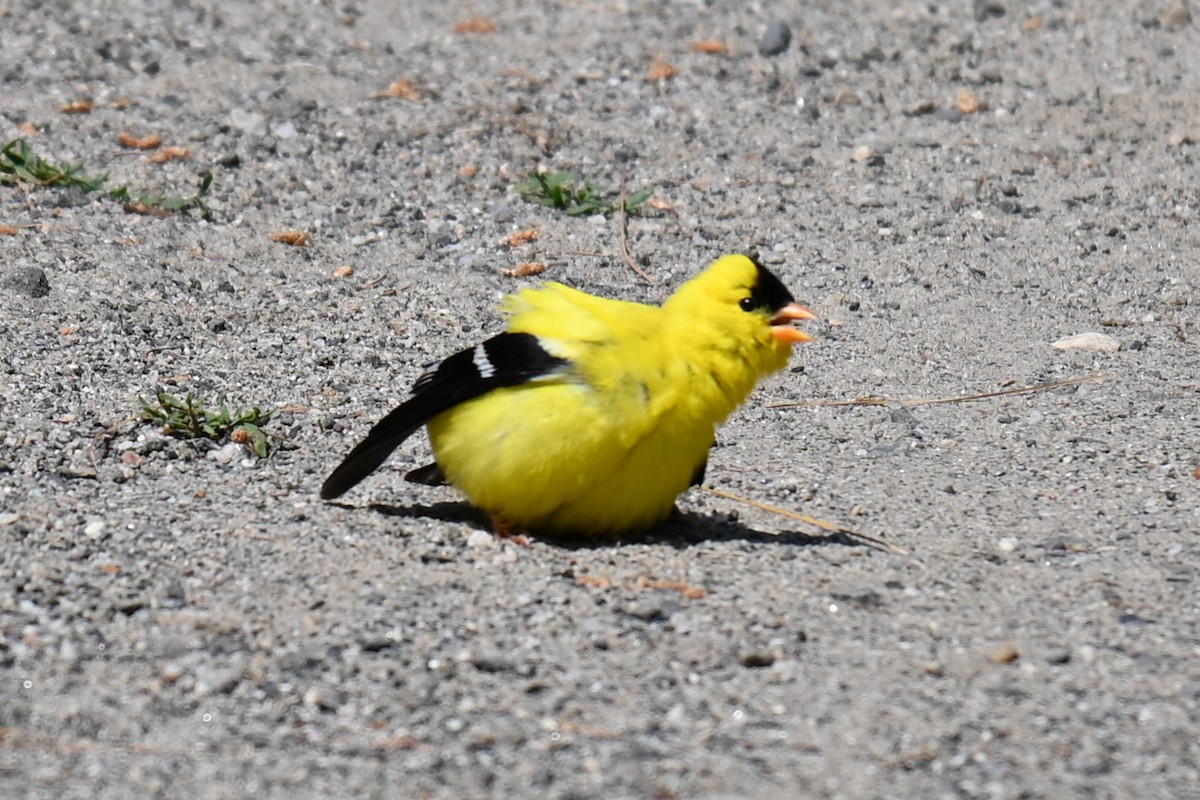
{"left": 320, "top": 332, "right": 570, "bottom": 500}
{"left": 319, "top": 393, "right": 449, "bottom": 499}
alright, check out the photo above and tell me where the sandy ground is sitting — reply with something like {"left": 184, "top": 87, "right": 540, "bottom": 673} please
{"left": 2, "top": 1, "right": 1199, "bottom": 798}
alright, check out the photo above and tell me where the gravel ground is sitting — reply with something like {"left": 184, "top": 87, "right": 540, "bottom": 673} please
{"left": 2, "top": 1, "right": 1199, "bottom": 798}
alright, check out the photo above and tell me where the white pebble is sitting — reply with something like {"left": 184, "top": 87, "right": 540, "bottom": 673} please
{"left": 466, "top": 530, "right": 495, "bottom": 549}
{"left": 210, "top": 443, "right": 245, "bottom": 464}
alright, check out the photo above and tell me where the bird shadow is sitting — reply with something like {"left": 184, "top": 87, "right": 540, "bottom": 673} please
{"left": 362, "top": 500, "right": 492, "bottom": 529}
{"left": 337, "top": 500, "right": 869, "bottom": 552}
{"left": 627, "top": 514, "right": 861, "bottom": 551}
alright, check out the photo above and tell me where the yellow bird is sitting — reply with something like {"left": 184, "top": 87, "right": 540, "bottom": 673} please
{"left": 320, "top": 254, "right": 816, "bottom": 539}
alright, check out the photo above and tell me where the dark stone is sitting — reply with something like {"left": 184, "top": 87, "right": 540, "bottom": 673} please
{"left": 758, "top": 20, "right": 792, "bottom": 57}
{"left": 3, "top": 267, "right": 51, "bottom": 298}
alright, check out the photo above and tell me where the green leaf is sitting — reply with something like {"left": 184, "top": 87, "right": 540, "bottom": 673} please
{"left": 1, "top": 137, "right": 212, "bottom": 217}
{"left": 514, "top": 167, "right": 655, "bottom": 219}
{"left": 139, "top": 391, "right": 274, "bottom": 457}
{"left": 623, "top": 186, "right": 655, "bottom": 211}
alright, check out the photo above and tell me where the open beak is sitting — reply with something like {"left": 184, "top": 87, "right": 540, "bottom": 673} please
{"left": 770, "top": 302, "right": 817, "bottom": 344}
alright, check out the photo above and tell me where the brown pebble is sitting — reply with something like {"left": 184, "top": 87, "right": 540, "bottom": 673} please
{"left": 690, "top": 40, "right": 728, "bottom": 55}
{"left": 501, "top": 262, "right": 548, "bottom": 278}
{"left": 834, "top": 90, "right": 863, "bottom": 107}
{"left": 646, "top": 58, "right": 677, "bottom": 82}
{"left": 60, "top": 99, "right": 93, "bottom": 114}
{"left": 118, "top": 131, "right": 162, "bottom": 150}
{"left": 452, "top": 17, "right": 496, "bottom": 34}
{"left": 1162, "top": 1, "right": 1192, "bottom": 30}
{"left": 269, "top": 230, "right": 313, "bottom": 246}
{"left": 988, "top": 642, "right": 1020, "bottom": 664}
{"left": 955, "top": 88, "right": 986, "bottom": 114}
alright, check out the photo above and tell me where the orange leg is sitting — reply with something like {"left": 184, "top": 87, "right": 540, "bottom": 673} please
{"left": 489, "top": 512, "right": 532, "bottom": 547}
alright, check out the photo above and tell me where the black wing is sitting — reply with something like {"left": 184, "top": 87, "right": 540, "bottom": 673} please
{"left": 319, "top": 332, "right": 569, "bottom": 499}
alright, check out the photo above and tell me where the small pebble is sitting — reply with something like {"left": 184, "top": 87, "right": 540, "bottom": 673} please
{"left": 830, "top": 587, "right": 883, "bottom": 608}
{"left": 758, "top": 20, "right": 792, "bottom": 57}
{"left": 974, "top": 0, "right": 1007, "bottom": 21}
{"left": 955, "top": 88, "right": 984, "bottom": 114}
{"left": 987, "top": 642, "right": 1020, "bottom": 664}
{"left": 2, "top": 267, "right": 51, "bottom": 298}
{"left": 303, "top": 685, "right": 343, "bottom": 711}
{"left": 906, "top": 99, "right": 937, "bottom": 116}
{"left": 621, "top": 598, "right": 678, "bottom": 622}
{"left": 1162, "top": 0, "right": 1192, "bottom": 29}
{"left": 230, "top": 108, "right": 266, "bottom": 134}
{"left": 1044, "top": 534, "right": 1088, "bottom": 553}
{"left": 194, "top": 665, "right": 241, "bottom": 696}
{"left": 1052, "top": 332, "right": 1120, "bottom": 352}
{"left": 1046, "top": 649, "right": 1072, "bottom": 665}
{"left": 466, "top": 529, "right": 496, "bottom": 549}
{"left": 833, "top": 90, "right": 862, "bottom": 107}
{"left": 162, "top": 580, "right": 187, "bottom": 608}
{"left": 995, "top": 537, "right": 1018, "bottom": 554}
{"left": 739, "top": 650, "right": 776, "bottom": 668}
{"left": 472, "top": 654, "right": 515, "bottom": 673}
{"left": 210, "top": 443, "right": 245, "bottom": 464}
{"left": 272, "top": 120, "right": 298, "bottom": 139}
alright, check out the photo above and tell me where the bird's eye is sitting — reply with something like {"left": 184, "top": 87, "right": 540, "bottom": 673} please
{"left": 739, "top": 297, "right": 758, "bottom": 312}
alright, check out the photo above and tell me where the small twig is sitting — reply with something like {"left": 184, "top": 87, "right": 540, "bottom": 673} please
{"left": 767, "top": 372, "right": 1110, "bottom": 410}
{"left": 563, "top": 250, "right": 617, "bottom": 261}
{"left": 769, "top": 396, "right": 890, "bottom": 409}
{"left": 702, "top": 486, "right": 909, "bottom": 555}
{"left": 618, "top": 172, "right": 653, "bottom": 283}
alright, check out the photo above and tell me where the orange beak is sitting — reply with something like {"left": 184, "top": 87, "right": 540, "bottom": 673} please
{"left": 770, "top": 302, "right": 817, "bottom": 344}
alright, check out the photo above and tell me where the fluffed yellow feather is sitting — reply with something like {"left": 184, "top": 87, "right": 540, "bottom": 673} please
{"left": 321, "top": 253, "right": 815, "bottom": 540}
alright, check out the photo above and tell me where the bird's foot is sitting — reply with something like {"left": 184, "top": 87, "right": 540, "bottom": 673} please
{"left": 489, "top": 513, "right": 532, "bottom": 548}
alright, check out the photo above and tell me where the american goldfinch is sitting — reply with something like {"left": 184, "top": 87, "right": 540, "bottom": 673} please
{"left": 321, "top": 254, "right": 815, "bottom": 539}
